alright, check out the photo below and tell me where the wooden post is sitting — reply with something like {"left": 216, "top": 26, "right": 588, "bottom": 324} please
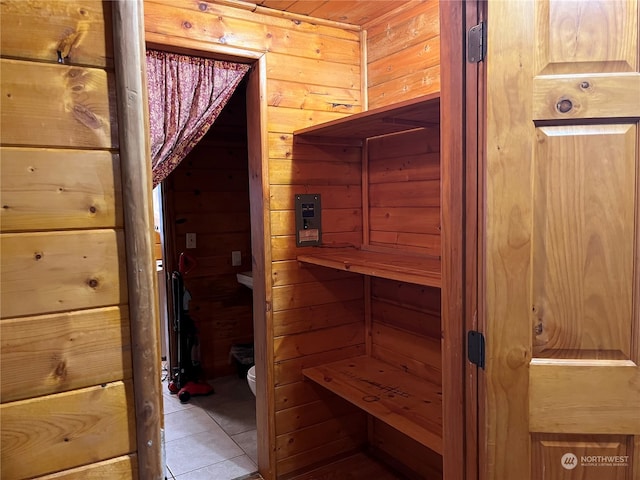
{"left": 112, "top": 1, "right": 163, "bottom": 478}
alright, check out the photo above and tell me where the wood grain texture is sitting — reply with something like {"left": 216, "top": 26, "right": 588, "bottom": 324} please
{"left": 0, "top": 381, "right": 136, "bottom": 479}
{"left": 112, "top": 2, "right": 163, "bottom": 478}
{"left": 34, "top": 455, "right": 137, "bottom": 480}
{"left": 275, "top": 413, "right": 366, "bottom": 459}
{"left": 529, "top": 364, "right": 640, "bottom": 434}
{"left": 0, "top": 59, "right": 117, "bottom": 148}
{"left": 487, "top": 0, "right": 640, "bottom": 478}
{"left": 0, "top": 306, "right": 132, "bottom": 403}
{"left": 274, "top": 322, "right": 364, "bottom": 362}
{"left": 366, "top": 0, "right": 440, "bottom": 109}
{"left": 534, "top": 0, "right": 638, "bottom": 75}
{"left": 485, "top": 0, "right": 535, "bottom": 477}
{"left": 287, "top": 452, "right": 401, "bottom": 480}
{"left": 531, "top": 434, "right": 631, "bottom": 480}
{"left": 145, "top": 0, "right": 360, "bottom": 61}
{"left": 297, "top": 248, "right": 441, "bottom": 287}
{"left": 372, "top": 419, "right": 443, "bottom": 479}
{"left": 0, "top": 229, "right": 127, "bottom": 318}
{"left": 246, "top": 58, "right": 276, "bottom": 480}
{"left": 0, "top": 0, "right": 113, "bottom": 67}
{"left": 275, "top": 396, "right": 359, "bottom": 435}
{"left": 533, "top": 74, "right": 640, "bottom": 120}
{"left": 303, "top": 355, "right": 443, "bottom": 453}
{"left": 0, "top": 148, "right": 123, "bottom": 232}
{"left": 532, "top": 125, "right": 636, "bottom": 358}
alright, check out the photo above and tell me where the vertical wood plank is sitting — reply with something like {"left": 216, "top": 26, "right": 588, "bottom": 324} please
{"left": 111, "top": 1, "right": 162, "bottom": 478}
{"left": 440, "top": 1, "right": 467, "bottom": 480}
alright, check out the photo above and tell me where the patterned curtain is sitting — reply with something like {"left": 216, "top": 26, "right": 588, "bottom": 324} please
{"left": 146, "top": 50, "right": 250, "bottom": 187}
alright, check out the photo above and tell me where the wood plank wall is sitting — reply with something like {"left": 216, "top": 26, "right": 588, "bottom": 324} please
{"left": 365, "top": 0, "right": 441, "bottom": 109}
{"left": 164, "top": 82, "right": 254, "bottom": 378}
{"left": 0, "top": 1, "right": 138, "bottom": 479}
{"left": 145, "top": 1, "right": 445, "bottom": 477}
{"left": 367, "top": 128, "right": 441, "bottom": 257}
{"left": 144, "top": 1, "right": 368, "bottom": 476}
{"left": 364, "top": 2, "right": 443, "bottom": 477}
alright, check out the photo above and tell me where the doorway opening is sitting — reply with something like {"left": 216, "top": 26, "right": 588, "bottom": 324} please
{"left": 151, "top": 60, "right": 269, "bottom": 479}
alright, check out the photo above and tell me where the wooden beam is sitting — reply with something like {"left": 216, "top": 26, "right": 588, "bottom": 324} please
{"left": 440, "top": 1, "right": 468, "bottom": 480}
{"left": 111, "top": 1, "right": 163, "bottom": 478}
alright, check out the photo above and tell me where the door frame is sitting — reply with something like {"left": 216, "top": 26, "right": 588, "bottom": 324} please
{"left": 113, "top": 2, "right": 275, "bottom": 476}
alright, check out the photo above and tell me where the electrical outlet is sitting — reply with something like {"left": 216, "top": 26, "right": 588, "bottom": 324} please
{"left": 186, "top": 233, "right": 196, "bottom": 249}
{"left": 232, "top": 251, "right": 242, "bottom": 266}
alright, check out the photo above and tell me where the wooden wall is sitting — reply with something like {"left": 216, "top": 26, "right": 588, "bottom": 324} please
{"left": 144, "top": 1, "right": 444, "bottom": 477}
{"left": 164, "top": 81, "right": 254, "bottom": 378}
{"left": 144, "top": 0, "right": 368, "bottom": 477}
{"left": 365, "top": 0, "right": 441, "bottom": 109}
{"left": 0, "top": 1, "right": 138, "bottom": 479}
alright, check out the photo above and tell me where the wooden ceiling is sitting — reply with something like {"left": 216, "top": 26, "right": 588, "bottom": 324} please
{"left": 257, "top": 0, "right": 416, "bottom": 26}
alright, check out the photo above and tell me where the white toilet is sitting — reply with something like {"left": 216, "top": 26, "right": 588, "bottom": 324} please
{"left": 247, "top": 365, "right": 256, "bottom": 396}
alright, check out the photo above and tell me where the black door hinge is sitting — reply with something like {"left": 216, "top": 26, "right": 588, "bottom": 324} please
{"left": 467, "top": 22, "right": 486, "bottom": 63}
{"left": 468, "top": 330, "right": 485, "bottom": 369}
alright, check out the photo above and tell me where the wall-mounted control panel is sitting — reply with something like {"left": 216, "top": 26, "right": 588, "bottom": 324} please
{"left": 295, "top": 194, "right": 322, "bottom": 246}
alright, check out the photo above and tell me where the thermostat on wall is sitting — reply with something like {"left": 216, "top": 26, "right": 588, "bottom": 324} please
{"left": 295, "top": 194, "right": 322, "bottom": 246}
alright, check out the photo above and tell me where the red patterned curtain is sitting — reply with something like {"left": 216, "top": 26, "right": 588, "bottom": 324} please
{"left": 146, "top": 50, "right": 250, "bottom": 187}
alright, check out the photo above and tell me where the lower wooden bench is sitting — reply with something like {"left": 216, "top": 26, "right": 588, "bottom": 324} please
{"left": 302, "top": 355, "right": 443, "bottom": 455}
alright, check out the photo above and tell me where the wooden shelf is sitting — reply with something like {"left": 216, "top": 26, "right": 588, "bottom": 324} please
{"left": 303, "top": 356, "right": 443, "bottom": 454}
{"left": 294, "top": 93, "right": 440, "bottom": 141}
{"left": 297, "top": 248, "right": 441, "bottom": 287}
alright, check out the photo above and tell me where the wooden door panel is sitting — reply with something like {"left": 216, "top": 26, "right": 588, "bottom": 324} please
{"left": 530, "top": 364, "right": 640, "bottom": 433}
{"left": 532, "top": 434, "right": 632, "bottom": 480}
{"left": 486, "top": 0, "right": 640, "bottom": 478}
{"left": 532, "top": 125, "right": 636, "bottom": 358}
{"left": 535, "top": 0, "right": 638, "bottom": 75}
{"left": 533, "top": 75, "right": 640, "bottom": 120}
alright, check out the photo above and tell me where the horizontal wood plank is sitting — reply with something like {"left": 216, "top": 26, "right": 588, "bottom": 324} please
{"left": 273, "top": 299, "right": 364, "bottom": 337}
{"left": 275, "top": 412, "right": 366, "bottom": 459}
{"left": 529, "top": 363, "right": 640, "bottom": 433}
{"left": 303, "top": 355, "right": 443, "bottom": 453}
{"left": 1, "top": 381, "right": 136, "bottom": 479}
{"left": 272, "top": 277, "right": 364, "bottom": 311}
{"left": 1, "top": 59, "right": 117, "bottom": 148}
{"left": 370, "top": 206, "right": 441, "bottom": 235}
{"left": 0, "top": 148, "right": 123, "bottom": 232}
{"left": 272, "top": 259, "right": 359, "bottom": 287}
{"left": 34, "top": 454, "right": 137, "bottom": 480}
{"left": 270, "top": 184, "right": 362, "bottom": 210}
{"left": 271, "top": 232, "right": 363, "bottom": 262}
{"left": 269, "top": 158, "right": 362, "bottom": 185}
{"left": 271, "top": 208, "right": 362, "bottom": 236}
{"left": 274, "top": 344, "right": 365, "bottom": 386}
{"left": 274, "top": 322, "right": 364, "bottom": 362}
{"left": 275, "top": 396, "right": 359, "bottom": 435}
{"left": 267, "top": 79, "right": 361, "bottom": 112}
{"left": 288, "top": 452, "right": 402, "bottom": 480}
{"left": 0, "top": 0, "right": 113, "bottom": 67}
{"left": 0, "top": 230, "right": 128, "bottom": 318}
{"left": 0, "top": 306, "right": 132, "bottom": 403}
{"left": 368, "top": 36, "right": 441, "bottom": 88}
{"left": 295, "top": 94, "right": 440, "bottom": 139}
{"left": 297, "top": 248, "right": 441, "bottom": 287}
{"left": 368, "top": 64, "right": 441, "bottom": 110}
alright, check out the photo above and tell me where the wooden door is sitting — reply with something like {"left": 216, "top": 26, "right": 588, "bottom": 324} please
{"left": 485, "top": 1, "right": 640, "bottom": 479}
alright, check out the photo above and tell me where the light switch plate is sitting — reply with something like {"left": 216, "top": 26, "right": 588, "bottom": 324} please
{"left": 186, "top": 233, "right": 196, "bottom": 249}
{"left": 232, "top": 250, "right": 242, "bottom": 266}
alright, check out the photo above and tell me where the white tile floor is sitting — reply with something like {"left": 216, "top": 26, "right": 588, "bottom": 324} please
{"left": 162, "top": 375, "right": 259, "bottom": 480}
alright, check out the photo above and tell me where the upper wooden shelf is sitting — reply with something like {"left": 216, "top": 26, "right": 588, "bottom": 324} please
{"left": 294, "top": 93, "right": 440, "bottom": 141}
{"left": 303, "top": 355, "right": 443, "bottom": 454}
{"left": 297, "top": 248, "right": 441, "bottom": 287}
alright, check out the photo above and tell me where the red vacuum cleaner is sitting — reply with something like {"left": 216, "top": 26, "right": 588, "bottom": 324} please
{"left": 167, "top": 253, "right": 214, "bottom": 403}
